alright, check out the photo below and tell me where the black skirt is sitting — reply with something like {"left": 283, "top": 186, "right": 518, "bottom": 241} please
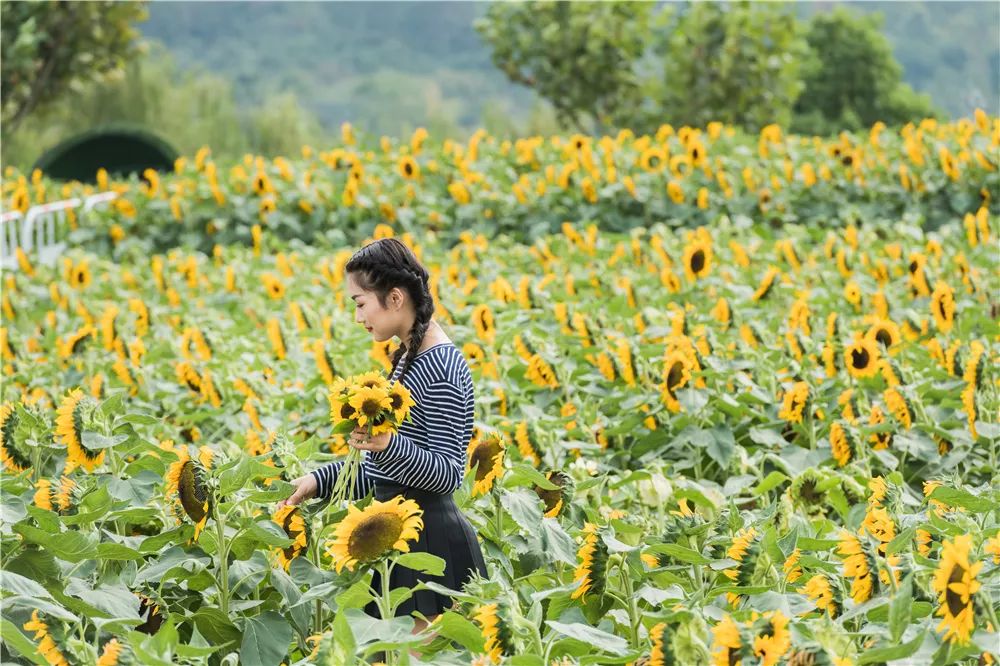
{"left": 364, "top": 481, "right": 487, "bottom": 618}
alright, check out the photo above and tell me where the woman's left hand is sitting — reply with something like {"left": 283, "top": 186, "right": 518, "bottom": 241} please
{"left": 349, "top": 425, "right": 390, "bottom": 452}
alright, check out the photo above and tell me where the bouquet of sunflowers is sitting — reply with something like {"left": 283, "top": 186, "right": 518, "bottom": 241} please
{"left": 327, "top": 371, "right": 415, "bottom": 504}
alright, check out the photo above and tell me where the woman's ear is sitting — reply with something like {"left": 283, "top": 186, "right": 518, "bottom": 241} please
{"left": 391, "top": 287, "right": 404, "bottom": 310}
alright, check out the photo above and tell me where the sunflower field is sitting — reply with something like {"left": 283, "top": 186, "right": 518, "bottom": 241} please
{"left": 1, "top": 114, "right": 998, "bottom": 666}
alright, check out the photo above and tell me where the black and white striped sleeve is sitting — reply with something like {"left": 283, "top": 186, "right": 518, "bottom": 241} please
{"left": 310, "top": 460, "right": 376, "bottom": 501}
{"left": 366, "top": 380, "right": 466, "bottom": 494}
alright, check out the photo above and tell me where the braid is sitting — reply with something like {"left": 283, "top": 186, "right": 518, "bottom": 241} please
{"left": 345, "top": 238, "right": 434, "bottom": 383}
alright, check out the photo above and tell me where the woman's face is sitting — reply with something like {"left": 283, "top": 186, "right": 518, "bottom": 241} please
{"left": 346, "top": 272, "right": 406, "bottom": 342}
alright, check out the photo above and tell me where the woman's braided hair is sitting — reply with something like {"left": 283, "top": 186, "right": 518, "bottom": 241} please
{"left": 345, "top": 238, "right": 434, "bottom": 382}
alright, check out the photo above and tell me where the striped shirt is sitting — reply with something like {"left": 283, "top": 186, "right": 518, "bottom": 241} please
{"left": 311, "top": 342, "right": 474, "bottom": 499}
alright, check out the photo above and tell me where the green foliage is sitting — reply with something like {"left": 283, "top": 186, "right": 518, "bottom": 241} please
{"left": 654, "top": 1, "right": 809, "bottom": 131}
{"left": 475, "top": 1, "right": 655, "bottom": 132}
{"left": 1, "top": 44, "right": 327, "bottom": 171}
{"left": 0, "top": 1, "right": 148, "bottom": 133}
{"left": 793, "top": 8, "right": 940, "bottom": 135}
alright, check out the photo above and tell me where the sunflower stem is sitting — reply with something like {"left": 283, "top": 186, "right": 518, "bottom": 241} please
{"left": 377, "top": 557, "right": 397, "bottom": 666}
{"left": 492, "top": 488, "right": 504, "bottom": 546}
{"left": 618, "top": 562, "right": 640, "bottom": 649}
{"left": 212, "top": 504, "right": 230, "bottom": 617}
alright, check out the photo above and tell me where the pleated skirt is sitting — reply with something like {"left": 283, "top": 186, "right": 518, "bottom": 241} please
{"left": 364, "top": 481, "right": 487, "bottom": 618}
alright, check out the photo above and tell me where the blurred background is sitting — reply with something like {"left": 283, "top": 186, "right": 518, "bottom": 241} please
{"left": 3, "top": 0, "right": 998, "bottom": 174}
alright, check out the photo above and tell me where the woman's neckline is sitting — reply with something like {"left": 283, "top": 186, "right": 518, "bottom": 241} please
{"left": 415, "top": 341, "right": 452, "bottom": 358}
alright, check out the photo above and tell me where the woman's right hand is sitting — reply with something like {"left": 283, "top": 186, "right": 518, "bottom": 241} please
{"left": 276, "top": 473, "right": 317, "bottom": 509}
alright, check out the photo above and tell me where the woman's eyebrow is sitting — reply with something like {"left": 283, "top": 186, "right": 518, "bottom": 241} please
{"left": 350, "top": 294, "right": 360, "bottom": 301}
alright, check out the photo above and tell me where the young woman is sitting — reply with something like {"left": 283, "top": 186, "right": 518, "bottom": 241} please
{"left": 278, "top": 237, "right": 487, "bottom": 628}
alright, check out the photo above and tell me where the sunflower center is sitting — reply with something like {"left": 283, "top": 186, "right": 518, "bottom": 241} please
{"left": 666, "top": 362, "right": 685, "bottom": 392}
{"left": 875, "top": 329, "right": 891, "bottom": 347}
{"left": 850, "top": 347, "right": 870, "bottom": 369}
{"left": 470, "top": 441, "right": 501, "bottom": 481}
{"left": 347, "top": 512, "right": 404, "bottom": 562}
{"left": 361, "top": 398, "right": 383, "bottom": 417}
{"left": 178, "top": 461, "right": 209, "bottom": 521}
{"left": 690, "top": 250, "right": 705, "bottom": 273}
{"left": 389, "top": 393, "right": 403, "bottom": 410}
{"left": 945, "top": 565, "right": 969, "bottom": 616}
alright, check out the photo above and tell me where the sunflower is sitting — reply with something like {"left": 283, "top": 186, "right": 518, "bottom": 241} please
{"left": 325, "top": 495, "right": 423, "bottom": 573}
{"left": 165, "top": 448, "right": 212, "bottom": 540}
{"left": 23, "top": 610, "right": 69, "bottom": 666}
{"left": 639, "top": 146, "right": 666, "bottom": 172}
{"left": 961, "top": 384, "right": 978, "bottom": 439}
{"left": 96, "top": 638, "right": 125, "bottom": 666}
{"left": 682, "top": 240, "right": 713, "bottom": 281}
{"left": 837, "top": 530, "right": 878, "bottom": 603}
{"left": 387, "top": 382, "right": 415, "bottom": 423}
{"left": 868, "top": 405, "right": 892, "bottom": 450}
{"left": 354, "top": 371, "right": 390, "bottom": 391}
{"left": 312, "top": 340, "right": 337, "bottom": 386}
{"left": 963, "top": 340, "right": 985, "bottom": 389}
{"left": 649, "top": 622, "right": 674, "bottom": 666}
{"left": 866, "top": 318, "right": 901, "bottom": 353}
{"left": 468, "top": 432, "right": 505, "bottom": 497}
{"left": 534, "top": 470, "right": 572, "bottom": 518}
{"left": 844, "top": 333, "right": 880, "bottom": 379}
{"left": 932, "top": 534, "right": 983, "bottom": 645}
{"left": 778, "top": 382, "right": 809, "bottom": 424}
{"left": 266, "top": 319, "right": 286, "bottom": 360}
{"left": 829, "top": 421, "right": 854, "bottom": 467}
{"left": 667, "top": 180, "right": 684, "bottom": 204}
{"left": 397, "top": 155, "right": 420, "bottom": 180}
{"left": 752, "top": 266, "right": 781, "bottom": 301}
{"left": 751, "top": 610, "right": 791, "bottom": 666}
{"left": 58, "top": 325, "right": 94, "bottom": 359}
{"left": 261, "top": 273, "right": 286, "bottom": 300}
{"left": 883, "top": 387, "right": 913, "bottom": 429}
{"left": 273, "top": 505, "right": 308, "bottom": 572}
{"left": 471, "top": 304, "right": 496, "bottom": 344}
{"left": 56, "top": 389, "right": 104, "bottom": 472}
{"left": 711, "top": 615, "right": 743, "bottom": 666}
{"left": 723, "top": 527, "right": 759, "bottom": 595}
{"left": 803, "top": 574, "right": 841, "bottom": 618}
{"left": 571, "top": 522, "right": 608, "bottom": 601}
{"left": 473, "top": 602, "right": 515, "bottom": 663}
{"left": 662, "top": 351, "right": 692, "bottom": 413}
{"left": 930, "top": 281, "right": 955, "bottom": 333}
{"left": 525, "top": 353, "right": 559, "bottom": 389}
{"left": 0, "top": 403, "right": 31, "bottom": 473}
{"left": 843, "top": 281, "right": 862, "bottom": 308}
{"left": 136, "top": 593, "right": 164, "bottom": 634}
{"left": 347, "top": 386, "right": 392, "bottom": 428}
{"left": 862, "top": 506, "right": 896, "bottom": 554}
{"left": 70, "top": 260, "right": 92, "bottom": 289}
{"left": 514, "top": 421, "right": 539, "bottom": 465}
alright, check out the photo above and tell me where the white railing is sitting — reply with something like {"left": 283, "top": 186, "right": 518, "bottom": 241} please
{"left": 0, "top": 191, "right": 118, "bottom": 271}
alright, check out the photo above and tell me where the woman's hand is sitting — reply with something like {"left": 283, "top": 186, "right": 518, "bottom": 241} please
{"left": 349, "top": 425, "right": 390, "bottom": 452}
{"left": 276, "top": 473, "right": 317, "bottom": 509}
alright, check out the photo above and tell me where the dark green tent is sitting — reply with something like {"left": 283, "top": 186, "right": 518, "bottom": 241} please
{"left": 32, "top": 126, "right": 178, "bottom": 183}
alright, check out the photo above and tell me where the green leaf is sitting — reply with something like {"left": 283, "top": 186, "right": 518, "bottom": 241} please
{"left": 540, "top": 517, "right": 578, "bottom": 566}
{"left": 0, "top": 570, "right": 54, "bottom": 599}
{"left": 336, "top": 578, "right": 375, "bottom": 610}
{"left": 0, "top": 619, "right": 46, "bottom": 664}
{"left": 81, "top": 431, "right": 129, "bottom": 450}
{"left": 501, "top": 487, "right": 544, "bottom": 533}
{"left": 545, "top": 621, "right": 629, "bottom": 656}
{"left": 12, "top": 524, "right": 97, "bottom": 562}
{"left": 219, "top": 456, "right": 284, "bottom": 495}
{"left": 504, "top": 462, "right": 559, "bottom": 490}
{"left": 752, "top": 471, "right": 789, "bottom": 495}
{"left": 748, "top": 426, "right": 787, "bottom": 448}
{"left": 96, "top": 543, "right": 144, "bottom": 561}
{"left": 707, "top": 426, "right": 735, "bottom": 467}
{"left": 888, "top": 574, "right": 913, "bottom": 643}
{"left": 192, "top": 607, "right": 241, "bottom": 646}
{"left": 647, "top": 543, "right": 711, "bottom": 564}
{"left": 858, "top": 630, "right": 925, "bottom": 663}
{"left": 240, "top": 611, "right": 292, "bottom": 666}
{"left": 435, "top": 611, "right": 485, "bottom": 653}
{"left": 395, "top": 552, "right": 446, "bottom": 576}
{"left": 929, "top": 486, "right": 997, "bottom": 512}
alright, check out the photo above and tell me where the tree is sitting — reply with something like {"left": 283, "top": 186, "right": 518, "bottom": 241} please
{"left": 1, "top": 1, "right": 147, "bottom": 134}
{"left": 475, "top": 1, "right": 655, "bottom": 132}
{"left": 653, "top": 1, "right": 808, "bottom": 131}
{"left": 792, "top": 8, "right": 939, "bottom": 135}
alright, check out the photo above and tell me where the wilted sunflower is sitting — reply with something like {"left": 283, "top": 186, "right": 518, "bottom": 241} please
{"left": 571, "top": 522, "right": 609, "bottom": 601}
{"left": 0, "top": 403, "right": 31, "bottom": 473}
{"left": 473, "top": 602, "right": 515, "bottom": 664}
{"left": 347, "top": 386, "right": 392, "bottom": 429}
{"left": 534, "top": 471, "right": 572, "bottom": 518}
{"left": 325, "top": 496, "right": 423, "bottom": 573}
{"left": 272, "top": 505, "right": 309, "bottom": 572}
{"left": 930, "top": 281, "right": 955, "bottom": 333}
{"left": 932, "top": 534, "right": 983, "bottom": 645}
{"left": 56, "top": 389, "right": 104, "bottom": 472}
{"left": 843, "top": 333, "right": 880, "bottom": 379}
{"left": 165, "top": 448, "right": 212, "bottom": 540}
{"left": 468, "top": 432, "right": 505, "bottom": 497}
{"left": 682, "top": 240, "right": 712, "bottom": 281}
